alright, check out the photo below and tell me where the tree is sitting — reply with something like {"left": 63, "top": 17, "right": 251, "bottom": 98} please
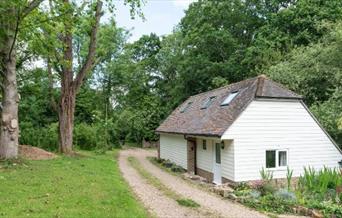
{"left": 0, "top": 0, "right": 43, "bottom": 158}
{"left": 244, "top": 0, "right": 342, "bottom": 73}
{"left": 45, "top": 0, "right": 141, "bottom": 153}
{"left": 268, "top": 22, "right": 342, "bottom": 146}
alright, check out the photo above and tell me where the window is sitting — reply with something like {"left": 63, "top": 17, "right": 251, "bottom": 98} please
{"left": 215, "top": 143, "right": 221, "bottom": 164}
{"left": 266, "top": 149, "right": 288, "bottom": 169}
{"left": 201, "top": 96, "right": 216, "bottom": 109}
{"left": 221, "top": 91, "right": 239, "bottom": 106}
{"left": 266, "top": 150, "right": 276, "bottom": 168}
{"left": 278, "top": 151, "right": 287, "bottom": 167}
{"left": 180, "top": 102, "right": 192, "bottom": 113}
{"left": 202, "top": 140, "right": 207, "bottom": 150}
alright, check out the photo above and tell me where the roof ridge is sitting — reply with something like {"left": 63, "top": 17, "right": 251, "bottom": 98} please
{"left": 189, "top": 76, "right": 259, "bottom": 99}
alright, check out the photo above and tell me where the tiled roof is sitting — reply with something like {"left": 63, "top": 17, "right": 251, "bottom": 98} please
{"left": 156, "top": 75, "right": 302, "bottom": 136}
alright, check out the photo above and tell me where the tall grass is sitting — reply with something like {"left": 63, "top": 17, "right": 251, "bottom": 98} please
{"left": 260, "top": 167, "right": 273, "bottom": 182}
{"left": 298, "top": 166, "right": 342, "bottom": 194}
{"left": 286, "top": 166, "right": 293, "bottom": 191}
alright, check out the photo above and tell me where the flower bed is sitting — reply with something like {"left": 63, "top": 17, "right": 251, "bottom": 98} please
{"left": 230, "top": 167, "right": 342, "bottom": 217}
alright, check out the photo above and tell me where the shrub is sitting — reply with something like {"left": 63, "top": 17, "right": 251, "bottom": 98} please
{"left": 74, "top": 123, "right": 98, "bottom": 150}
{"left": 20, "top": 122, "right": 58, "bottom": 151}
{"left": 243, "top": 194, "right": 295, "bottom": 214}
{"left": 235, "top": 182, "right": 250, "bottom": 191}
{"left": 259, "top": 183, "right": 276, "bottom": 196}
{"left": 274, "top": 189, "right": 297, "bottom": 202}
{"left": 249, "top": 190, "right": 261, "bottom": 199}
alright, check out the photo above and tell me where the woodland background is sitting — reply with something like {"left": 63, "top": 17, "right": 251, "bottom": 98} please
{"left": 14, "top": 0, "right": 342, "bottom": 151}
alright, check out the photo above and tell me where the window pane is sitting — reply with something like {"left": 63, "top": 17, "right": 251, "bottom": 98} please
{"left": 201, "top": 96, "right": 216, "bottom": 109}
{"left": 215, "top": 143, "right": 221, "bottom": 164}
{"left": 202, "top": 140, "right": 207, "bottom": 150}
{"left": 278, "top": 151, "right": 287, "bottom": 167}
{"left": 266, "top": 150, "right": 276, "bottom": 168}
{"left": 221, "top": 91, "right": 238, "bottom": 106}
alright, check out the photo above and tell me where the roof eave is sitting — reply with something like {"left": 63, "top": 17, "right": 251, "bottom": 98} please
{"left": 155, "top": 130, "right": 222, "bottom": 138}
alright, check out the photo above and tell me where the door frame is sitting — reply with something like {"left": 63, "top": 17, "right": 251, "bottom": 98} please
{"left": 212, "top": 141, "right": 222, "bottom": 184}
{"left": 187, "top": 138, "right": 196, "bottom": 174}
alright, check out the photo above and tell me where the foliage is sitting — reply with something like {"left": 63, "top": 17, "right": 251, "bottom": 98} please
{"left": 0, "top": 151, "right": 148, "bottom": 217}
{"left": 286, "top": 167, "right": 293, "bottom": 191}
{"left": 20, "top": 122, "right": 58, "bottom": 152}
{"left": 298, "top": 167, "right": 342, "bottom": 194}
{"left": 260, "top": 167, "right": 273, "bottom": 182}
{"left": 241, "top": 194, "right": 296, "bottom": 214}
{"left": 274, "top": 189, "right": 297, "bottom": 202}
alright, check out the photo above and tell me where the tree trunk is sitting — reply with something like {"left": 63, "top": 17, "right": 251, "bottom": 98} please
{"left": 0, "top": 38, "right": 19, "bottom": 159}
{"left": 58, "top": 86, "right": 75, "bottom": 154}
{"left": 57, "top": 0, "right": 102, "bottom": 154}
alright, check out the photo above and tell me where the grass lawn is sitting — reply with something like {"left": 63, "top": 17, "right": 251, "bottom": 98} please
{"left": 0, "top": 150, "right": 149, "bottom": 218}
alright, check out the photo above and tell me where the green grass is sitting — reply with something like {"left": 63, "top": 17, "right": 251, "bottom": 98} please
{"left": 176, "top": 199, "right": 200, "bottom": 208}
{"left": 0, "top": 151, "right": 149, "bottom": 218}
{"left": 127, "top": 156, "right": 200, "bottom": 208}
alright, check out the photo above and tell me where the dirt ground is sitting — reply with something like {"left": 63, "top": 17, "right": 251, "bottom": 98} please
{"left": 19, "top": 145, "right": 56, "bottom": 160}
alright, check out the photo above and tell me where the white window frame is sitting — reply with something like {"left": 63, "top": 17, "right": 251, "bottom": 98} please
{"left": 265, "top": 149, "right": 288, "bottom": 170}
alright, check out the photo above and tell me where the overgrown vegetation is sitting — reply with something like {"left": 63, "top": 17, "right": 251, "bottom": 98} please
{"left": 128, "top": 156, "right": 199, "bottom": 208}
{"left": 0, "top": 151, "right": 148, "bottom": 217}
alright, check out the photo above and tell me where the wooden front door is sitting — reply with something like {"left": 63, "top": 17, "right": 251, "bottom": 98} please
{"left": 187, "top": 138, "right": 196, "bottom": 173}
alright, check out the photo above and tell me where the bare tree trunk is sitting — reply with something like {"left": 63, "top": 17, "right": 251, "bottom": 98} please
{"left": 0, "top": 42, "right": 19, "bottom": 159}
{"left": 58, "top": 87, "right": 75, "bottom": 154}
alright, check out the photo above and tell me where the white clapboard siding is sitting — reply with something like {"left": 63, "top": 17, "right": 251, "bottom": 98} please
{"left": 160, "top": 134, "right": 187, "bottom": 169}
{"left": 222, "top": 100, "right": 342, "bottom": 182}
{"left": 221, "top": 140, "right": 235, "bottom": 181}
{"left": 196, "top": 138, "right": 213, "bottom": 173}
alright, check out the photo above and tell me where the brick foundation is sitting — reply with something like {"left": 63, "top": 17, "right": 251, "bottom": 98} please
{"left": 196, "top": 167, "right": 213, "bottom": 182}
{"left": 196, "top": 167, "right": 233, "bottom": 184}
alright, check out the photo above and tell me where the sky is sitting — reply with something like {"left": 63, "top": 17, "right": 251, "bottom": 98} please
{"left": 112, "top": 0, "right": 195, "bottom": 42}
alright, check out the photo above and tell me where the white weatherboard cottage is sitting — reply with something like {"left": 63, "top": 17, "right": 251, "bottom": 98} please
{"left": 156, "top": 75, "right": 342, "bottom": 184}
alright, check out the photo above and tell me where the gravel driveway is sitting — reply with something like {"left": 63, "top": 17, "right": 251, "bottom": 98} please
{"left": 119, "top": 148, "right": 267, "bottom": 218}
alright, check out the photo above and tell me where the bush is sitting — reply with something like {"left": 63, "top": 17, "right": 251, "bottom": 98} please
{"left": 74, "top": 123, "right": 98, "bottom": 150}
{"left": 274, "top": 189, "right": 297, "bottom": 202}
{"left": 243, "top": 194, "right": 295, "bottom": 214}
{"left": 20, "top": 122, "right": 58, "bottom": 151}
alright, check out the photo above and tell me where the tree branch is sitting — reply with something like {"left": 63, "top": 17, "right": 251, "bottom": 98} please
{"left": 22, "top": 0, "right": 44, "bottom": 18}
{"left": 73, "top": 0, "right": 103, "bottom": 93}
{"left": 8, "top": 9, "right": 20, "bottom": 61}
{"left": 47, "top": 58, "right": 58, "bottom": 112}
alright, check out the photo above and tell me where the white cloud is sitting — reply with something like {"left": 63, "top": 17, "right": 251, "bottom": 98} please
{"left": 172, "top": 0, "right": 196, "bottom": 9}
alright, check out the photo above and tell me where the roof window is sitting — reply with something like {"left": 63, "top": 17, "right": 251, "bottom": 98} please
{"left": 221, "top": 91, "right": 238, "bottom": 106}
{"left": 201, "top": 96, "right": 216, "bottom": 109}
{"left": 180, "top": 101, "right": 192, "bottom": 113}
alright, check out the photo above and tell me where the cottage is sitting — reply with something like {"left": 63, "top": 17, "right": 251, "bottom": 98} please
{"left": 156, "top": 75, "right": 342, "bottom": 184}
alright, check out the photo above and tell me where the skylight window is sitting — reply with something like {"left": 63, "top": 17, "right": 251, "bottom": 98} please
{"left": 221, "top": 91, "right": 239, "bottom": 106}
{"left": 201, "top": 96, "right": 216, "bottom": 109}
{"left": 180, "top": 102, "right": 192, "bottom": 113}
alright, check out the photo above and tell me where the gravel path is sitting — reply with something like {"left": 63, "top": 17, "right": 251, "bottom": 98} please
{"left": 119, "top": 148, "right": 267, "bottom": 218}
{"left": 119, "top": 149, "right": 206, "bottom": 218}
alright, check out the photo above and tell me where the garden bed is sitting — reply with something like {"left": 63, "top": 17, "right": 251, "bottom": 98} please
{"left": 150, "top": 157, "right": 342, "bottom": 218}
